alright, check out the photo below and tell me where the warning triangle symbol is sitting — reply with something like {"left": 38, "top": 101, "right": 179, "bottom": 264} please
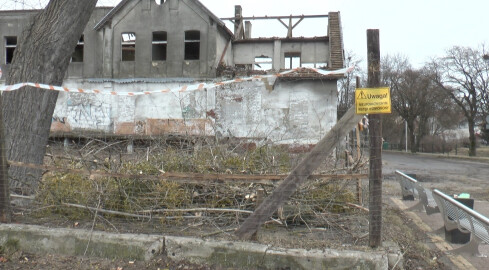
{"left": 358, "top": 91, "right": 367, "bottom": 99}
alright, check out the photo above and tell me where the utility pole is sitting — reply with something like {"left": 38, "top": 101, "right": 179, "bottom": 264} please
{"left": 367, "top": 29, "right": 382, "bottom": 248}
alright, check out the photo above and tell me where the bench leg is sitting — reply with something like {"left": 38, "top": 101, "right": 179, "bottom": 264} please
{"left": 449, "top": 237, "right": 487, "bottom": 257}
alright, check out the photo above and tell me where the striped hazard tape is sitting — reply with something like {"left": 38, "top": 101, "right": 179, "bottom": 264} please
{"left": 0, "top": 66, "right": 353, "bottom": 96}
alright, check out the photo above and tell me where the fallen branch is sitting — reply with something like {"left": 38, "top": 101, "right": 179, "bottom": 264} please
{"left": 10, "top": 194, "right": 35, "bottom": 200}
{"left": 346, "top": 203, "right": 369, "bottom": 212}
{"left": 8, "top": 160, "right": 367, "bottom": 184}
{"left": 62, "top": 203, "right": 150, "bottom": 219}
{"left": 62, "top": 203, "right": 217, "bottom": 220}
{"left": 138, "top": 208, "right": 253, "bottom": 215}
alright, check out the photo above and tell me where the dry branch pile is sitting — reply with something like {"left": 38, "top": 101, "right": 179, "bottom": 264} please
{"left": 14, "top": 136, "right": 368, "bottom": 240}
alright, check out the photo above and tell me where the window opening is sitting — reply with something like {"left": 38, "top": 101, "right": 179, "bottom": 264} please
{"left": 284, "top": 52, "right": 301, "bottom": 69}
{"left": 121, "top": 32, "right": 136, "bottom": 61}
{"left": 254, "top": 55, "right": 272, "bottom": 70}
{"left": 152, "top": 31, "right": 167, "bottom": 61}
{"left": 184, "top": 30, "right": 200, "bottom": 60}
{"left": 71, "top": 35, "right": 84, "bottom": 62}
{"left": 5, "top": 36, "right": 17, "bottom": 64}
{"left": 155, "top": 0, "right": 164, "bottom": 5}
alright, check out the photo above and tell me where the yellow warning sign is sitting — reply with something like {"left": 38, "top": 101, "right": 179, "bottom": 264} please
{"left": 355, "top": 87, "right": 391, "bottom": 114}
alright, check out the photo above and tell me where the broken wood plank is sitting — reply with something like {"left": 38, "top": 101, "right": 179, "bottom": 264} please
{"left": 234, "top": 106, "right": 364, "bottom": 239}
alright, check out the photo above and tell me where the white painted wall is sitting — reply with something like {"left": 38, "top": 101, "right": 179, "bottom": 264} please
{"left": 53, "top": 78, "right": 338, "bottom": 144}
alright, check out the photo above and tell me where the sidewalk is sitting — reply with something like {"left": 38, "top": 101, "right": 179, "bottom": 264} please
{"left": 389, "top": 196, "right": 489, "bottom": 270}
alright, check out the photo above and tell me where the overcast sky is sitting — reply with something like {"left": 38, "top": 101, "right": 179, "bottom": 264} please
{"left": 2, "top": 0, "right": 488, "bottom": 68}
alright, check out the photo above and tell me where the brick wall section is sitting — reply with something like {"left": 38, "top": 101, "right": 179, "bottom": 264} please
{"left": 328, "top": 12, "right": 344, "bottom": 70}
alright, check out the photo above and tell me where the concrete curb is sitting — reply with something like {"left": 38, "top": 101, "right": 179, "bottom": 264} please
{"left": 0, "top": 224, "right": 391, "bottom": 270}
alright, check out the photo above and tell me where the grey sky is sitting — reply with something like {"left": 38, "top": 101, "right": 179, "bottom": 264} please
{"left": 2, "top": 0, "right": 488, "bottom": 68}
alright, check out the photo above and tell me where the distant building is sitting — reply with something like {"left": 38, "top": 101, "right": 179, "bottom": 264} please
{"left": 0, "top": 0, "right": 346, "bottom": 144}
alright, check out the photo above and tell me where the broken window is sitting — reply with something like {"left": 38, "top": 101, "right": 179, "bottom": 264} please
{"left": 254, "top": 55, "right": 272, "bottom": 70}
{"left": 152, "top": 31, "right": 167, "bottom": 61}
{"left": 121, "top": 32, "right": 136, "bottom": 61}
{"left": 302, "top": 62, "right": 327, "bottom": 69}
{"left": 284, "top": 52, "right": 301, "bottom": 69}
{"left": 5, "top": 36, "right": 16, "bottom": 64}
{"left": 184, "top": 30, "right": 200, "bottom": 60}
{"left": 71, "top": 35, "right": 84, "bottom": 62}
{"left": 316, "top": 63, "right": 327, "bottom": 69}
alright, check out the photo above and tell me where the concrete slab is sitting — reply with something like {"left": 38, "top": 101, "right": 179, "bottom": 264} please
{"left": 0, "top": 224, "right": 391, "bottom": 270}
{"left": 0, "top": 224, "right": 164, "bottom": 261}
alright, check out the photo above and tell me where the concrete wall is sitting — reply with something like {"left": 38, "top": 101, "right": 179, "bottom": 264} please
{"left": 0, "top": 1, "right": 230, "bottom": 80}
{"left": 232, "top": 39, "right": 329, "bottom": 71}
{"left": 103, "top": 0, "right": 225, "bottom": 78}
{"left": 0, "top": 10, "right": 36, "bottom": 75}
{"left": 1, "top": 2, "right": 341, "bottom": 144}
{"left": 0, "top": 8, "right": 110, "bottom": 79}
{"left": 52, "top": 78, "right": 337, "bottom": 144}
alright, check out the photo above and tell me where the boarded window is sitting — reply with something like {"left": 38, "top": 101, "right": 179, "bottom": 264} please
{"left": 5, "top": 36, "right": 16, "bottom": 64}
{"left": 254, "top": 55, "right": 272, "bottom": 70}
{"left": 184, "top": 30, "right": 200, "bottom": 60}
{"left": 121, "top": 32, "right": 136, "bottom": 61}
{"left": 71, "top": 35, "right": 84, "bottom": 62}
{"left": 152, "top": 31, "right": 167, "bottom": 61}
{"left": 284, "top": 52, "right": 301, "bottom": 69}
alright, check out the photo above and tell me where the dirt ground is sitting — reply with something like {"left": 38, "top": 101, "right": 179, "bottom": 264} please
{"left": 3, "top": 151, "right": 487, "bottom": 269}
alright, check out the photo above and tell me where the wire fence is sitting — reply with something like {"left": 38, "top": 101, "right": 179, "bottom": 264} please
{"left": 6, "top": 123, "right": 372, "bottom": 247}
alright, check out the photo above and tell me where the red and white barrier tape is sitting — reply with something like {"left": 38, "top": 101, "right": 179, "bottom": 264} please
{"left": 0, "top": 66, "right": 353, "bottom": 96}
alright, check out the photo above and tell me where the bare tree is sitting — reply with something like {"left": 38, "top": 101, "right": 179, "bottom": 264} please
{"left": 3, "top": 0, "right": 98, "bottom": 193}
{"left": 382, "top": 55, "right": 450, "bottom": 153}
{"left": 337, "top": 51, "right": 364, "bottom": 119}
{"left": 429, "top": 46, "right": 489, "bottom": 156}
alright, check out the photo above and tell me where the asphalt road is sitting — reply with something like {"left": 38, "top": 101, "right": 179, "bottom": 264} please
{"left": 383, "top": 151, "right": 489, "bottom": 199}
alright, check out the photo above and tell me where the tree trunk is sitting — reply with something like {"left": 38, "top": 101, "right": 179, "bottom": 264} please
{"left": 3, "top": 0, "right": 98, "bottom": 194}
{"left": 468, "top": 118, "right": 477, "bottom": 156}
{"left": 415, "top": 117, "right": 427, "bottom": 153}
{"left": 407, "top": 122, "right": 416, "bottom": 153}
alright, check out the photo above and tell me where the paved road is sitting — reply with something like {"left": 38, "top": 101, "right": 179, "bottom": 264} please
{"left": 382, "top": 151, "right": 489, "bottom": 198}
{"left": 384, "top": 151, "right": 489, "bottom": 269}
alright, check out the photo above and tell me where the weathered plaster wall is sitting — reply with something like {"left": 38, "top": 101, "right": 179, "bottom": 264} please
{"left": 52, "top": 78, "right": 337, "bottom": 144}
{"left": 232, "top": 39, "right": 329, "bottom": 71}
{"left": 105, "top": 0, "right": 223, "bottom": 78}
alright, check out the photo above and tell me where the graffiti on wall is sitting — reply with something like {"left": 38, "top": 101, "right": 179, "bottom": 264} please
{"left": 66, "top": 101, "right": 111, "bottom": 130}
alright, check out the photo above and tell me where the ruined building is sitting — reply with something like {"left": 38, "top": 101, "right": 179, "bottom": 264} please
{"left": 0, "top": 0, "right": 345, "bottom": 144}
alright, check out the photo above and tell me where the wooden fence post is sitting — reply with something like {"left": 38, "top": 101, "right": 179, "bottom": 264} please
{"left": 367, "top": 29, "right": 382, "bottom": 248}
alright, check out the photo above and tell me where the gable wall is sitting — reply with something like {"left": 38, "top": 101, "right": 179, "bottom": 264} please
{"left": 105, "top": 0, "right": 221, "bottom": 78}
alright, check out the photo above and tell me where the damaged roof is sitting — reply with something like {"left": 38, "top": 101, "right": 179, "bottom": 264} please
{"left": 278, "top": 67, "right": 348, "bottom": 80}
{"left": 94, "top": 0, "right": 230, "bottom": 34}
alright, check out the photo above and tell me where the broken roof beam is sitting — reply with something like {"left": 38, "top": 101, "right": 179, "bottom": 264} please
{"left": 223, "top": 14, "right": 327, "bottom": 39}
{"left": 277, "top": 15, "right": 304, "bottom": 38}
{"left": 221, "top": 14, "right": 328, "bottom": 21}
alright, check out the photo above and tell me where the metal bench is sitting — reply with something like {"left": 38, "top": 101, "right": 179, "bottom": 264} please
{"left": 433, "top": 189, "right": 489, "bottom": 257}
{"left": 395, "top": 170, "right": 439, "bottom": 215}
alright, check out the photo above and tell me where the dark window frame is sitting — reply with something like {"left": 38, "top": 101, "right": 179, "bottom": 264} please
{"left": 5, "top": 36, "right": 17, "bottom": 64}
{"left": 121, "top": 32, "right": 136, "bottom": 62}
{"left": 152, "top": 31, "right": 167, "bottom": 61}
{"left": 184, "top": 30, "right": 200, "bottom": 60}
{"left": 71, "top": 35, "right": 84, "bottom": 63}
